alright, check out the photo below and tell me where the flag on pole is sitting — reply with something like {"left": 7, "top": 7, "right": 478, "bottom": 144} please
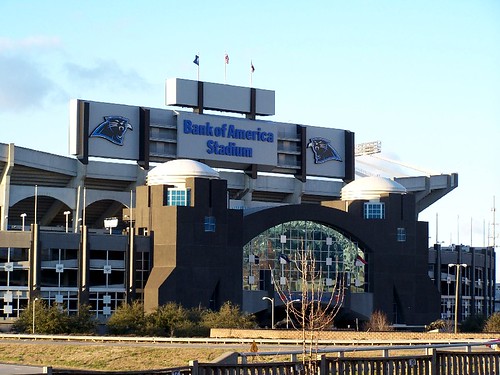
{"left": 193, "top": 54, "right": 200, "bottom": 81}
{"left": 250, "top": 60, "right": 255, "bottom": 87}
{"left": 355, "top": 255, "right": 367, "bottom": 267}
{"left": 224, "top": 52, "right": 229, "bottom": 83}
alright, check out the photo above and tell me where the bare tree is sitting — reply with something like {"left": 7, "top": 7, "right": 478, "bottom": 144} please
{"left": 273, "top": 239, "right": 347, "bottom": 372}
{"left": 364, "top": 310, "right": 393, "bottom": 332}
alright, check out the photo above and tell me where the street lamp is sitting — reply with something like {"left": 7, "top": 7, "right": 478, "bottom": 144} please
{"left": 63, "top": 211, "right": 71, "bottom": 233}
{"left": 32, "top": 297, "right": 39, "bottom": 334}
{"left": 448, "top": 263, "right": 467, "bottom": 334}
{"left": 286, "top": 299, "right": 301, "bottom": 329}
{"left": 262, "top": 296, "right": 275, "bottom": 329}
{"left": 20, "top": 213, "right": 27, "bottom": 231}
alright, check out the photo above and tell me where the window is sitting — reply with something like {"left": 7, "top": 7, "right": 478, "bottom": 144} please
{"left": 167, "top": 189, "right": 191, "bottom": 206}
{"left": 204, "top": 216, "right": 216, "bottom": 232}
{"left": 396, "top": 227, "right": 406, "bottom": 242}
{"left": 364, "top": 202, "right": 385, "bottom": 219}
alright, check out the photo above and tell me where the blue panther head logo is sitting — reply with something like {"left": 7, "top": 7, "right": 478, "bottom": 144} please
{"left": 307, "top": 137, "right": 342, "bottom": 164}
{"left": 89, "top": 116, "right": 132, "bottom": 146}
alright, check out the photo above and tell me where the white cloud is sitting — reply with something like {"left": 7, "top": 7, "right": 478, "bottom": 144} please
{"left": 0, "top": 36, "right": 62, "bottom": 52}
{"left": 64, "top": 60, "right": 152, "bottom": 91}
{"left": 0, "top": 54, "right": 65, "bottom": 111}
{"left": 0, "top": 36, "right": 65, "bottom": 111}
{"left": 0, "top": 35, "right": 151, "bottom": 112}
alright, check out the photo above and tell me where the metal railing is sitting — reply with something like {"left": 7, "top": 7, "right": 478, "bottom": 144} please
{"left": 239, "top": 340, "right": 499, "bottom": 362}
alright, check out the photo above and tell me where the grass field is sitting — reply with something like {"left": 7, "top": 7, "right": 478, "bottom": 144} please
{"left": 0, "top": 342, "right": 229, "bottom": 371}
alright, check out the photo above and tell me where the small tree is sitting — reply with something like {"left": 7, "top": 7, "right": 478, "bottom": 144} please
{"left": 148, "top": 302, "right": 191, "bottom": 337}
{"left": 13, "top": 300, "right": 96, "bottom": 334}
{"left": 70, "top": 304, "right": 97, "bottom": 334}
{"left": 364, "top": 310, "right": 393, "bottom": 332}
{"left": 40, "top": 304, "right": 71, "bottom": 334}
{"left": 484, "top": 313, "right": 500, "bottom": 333}
{"left": 13, "top": 300, "right": 70, "bottom": 334}
{"left": 461, "top": 315, "right": 486, "bottom": 333}
{"left": 200, "top": 301, "right": 255, "bottom": 330}
{"left": 273, "top": 239, "right": 347, "bottom": 373}
{"left": 107, "top": 301, "right": 147, "bottom": 335}
{"left": 425, "top": 319, "right": 453, "bottom": 333}
{"left": 13, "top": 300, "right": 49, "bottom": 333}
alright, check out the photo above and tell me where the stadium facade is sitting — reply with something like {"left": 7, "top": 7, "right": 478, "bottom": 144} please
{"left": 0, "top": 78, "right": 477, "bottom": 327}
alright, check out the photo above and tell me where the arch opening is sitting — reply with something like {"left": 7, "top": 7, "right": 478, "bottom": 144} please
{"left": 243, "top": 220, "right": 369, "bottom": 294}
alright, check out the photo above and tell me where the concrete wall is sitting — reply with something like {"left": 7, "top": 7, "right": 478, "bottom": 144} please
{"left": 211, "top": 328, "right": 500, "bottom": 342}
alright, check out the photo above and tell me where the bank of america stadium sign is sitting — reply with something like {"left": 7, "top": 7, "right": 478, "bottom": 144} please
{"left": 177, "top": 112, "right": 277, "bottom": 166}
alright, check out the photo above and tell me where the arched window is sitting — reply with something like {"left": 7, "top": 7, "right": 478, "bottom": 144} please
{"left": 243, "top": 220, "right": 368, "bottom": 293}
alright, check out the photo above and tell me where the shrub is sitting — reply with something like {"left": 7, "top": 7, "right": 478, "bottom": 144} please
{"left": 364, "top": 310, "right": 393, "bottom": 332}
{"left": 70, "top": 304, "right": 97, "bottom": 334}
{"left": 461, "top": 315, "right": 486, "bottom": 333}
{"left": 146, "top": 301, "right": 255, "bottom": 337}
{"left": 484, "top": 313, "right": 500, "bottom": 333}
{"left": 13, "top": 300, "right": 47, "bottom": 333}
{"left": 106, "top": 301, "right": 147, "bottom": 335}
{"left": 147, "top": 302, "right": 190, "bottom": 337}
{"left": 425, "top": 319, "right": 453, "bottom": 333}
{"left": 200, "top": 301, "right": 255, "bottom": 329}
{"left": 13, "top": 300, "right": 96, "bottom": 334}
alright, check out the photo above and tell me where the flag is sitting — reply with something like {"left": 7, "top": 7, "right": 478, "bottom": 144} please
{"left": 355, "top": 255, "right": 367, "bottom": 267}
{"left": 193, "top": 55, "right": 199, "bottom": 66}
{"left": 251, "top": 61, "right": 255, "bottom": 73}
{"left": 224, "top": 53, "right": 229, "bottom": 64}
{"left": 279, "top": 253, "right": 290, "bottom": 264}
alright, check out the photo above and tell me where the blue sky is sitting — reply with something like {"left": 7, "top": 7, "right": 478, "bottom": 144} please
{"left": 1, "top": 1, "right": 499, "bottom": 250}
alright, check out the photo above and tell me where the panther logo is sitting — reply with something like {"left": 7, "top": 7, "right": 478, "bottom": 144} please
{"left": 307, "top": 137, "right": 342, "bottom": 164}
{"left": 89, "top": 116, "right": 132, "bottom": 146}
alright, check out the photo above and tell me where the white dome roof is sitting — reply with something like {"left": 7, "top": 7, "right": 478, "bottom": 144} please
{"left": 341, "top": 176, "right": 407, "bottom": 201}
{"left": 146, "top": 159, "right": 219, "bottom": 186}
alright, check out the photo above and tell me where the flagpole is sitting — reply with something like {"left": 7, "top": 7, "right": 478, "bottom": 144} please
{"left": 250, "top": 60, "right": 254, "bottom": 87}
{"left": 224, "top": 52, "right": 227, "bottom": 84}
{"left": 193, "top": 54, "right": 200, "bottom": 81}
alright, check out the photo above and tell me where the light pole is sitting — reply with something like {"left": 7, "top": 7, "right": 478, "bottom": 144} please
{"left": 286, "top": 299, "right": 301, "bottom": 329}
{"left": 32, "top": 297, "right": 39, "bottom": 334}
{"left": 448, "top": 263, "right": 467, "bottom": 334}
{"left": 64, "top": 211, "right": 71, "bottom": 233}
{"left": 262, "top": 296, "right": 275, "bottom": 329}
{"left": 20, "top": 213, "right": 27, "bottom": 231}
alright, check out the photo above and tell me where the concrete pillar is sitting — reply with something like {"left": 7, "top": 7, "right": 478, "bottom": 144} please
{"left": 0, "top": 144, "right": 15, "bottom": 230}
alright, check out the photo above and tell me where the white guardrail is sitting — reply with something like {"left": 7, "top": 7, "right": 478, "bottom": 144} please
{"left": 0, "top": 332, "right": 497, "bottom": 347}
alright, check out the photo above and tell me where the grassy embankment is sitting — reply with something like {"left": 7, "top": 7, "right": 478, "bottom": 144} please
{"left": 0, "top": 342, "right": 229, "bottom": 371}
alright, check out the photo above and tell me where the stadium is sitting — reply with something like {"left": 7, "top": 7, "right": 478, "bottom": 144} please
{"left": 0, "top": 78, "right": 472, "bottom": 327}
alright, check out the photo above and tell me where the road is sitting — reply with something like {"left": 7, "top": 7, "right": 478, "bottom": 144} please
{"left": 0, "top": 363, "right": 48, "bottom": 374}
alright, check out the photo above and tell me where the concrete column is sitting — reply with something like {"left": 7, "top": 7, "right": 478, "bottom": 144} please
{"left": 0, "top": 144, "right": 15, "bottom": 230}
{"left": 284, "top": 179, "right": 304, "bottom": 204}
